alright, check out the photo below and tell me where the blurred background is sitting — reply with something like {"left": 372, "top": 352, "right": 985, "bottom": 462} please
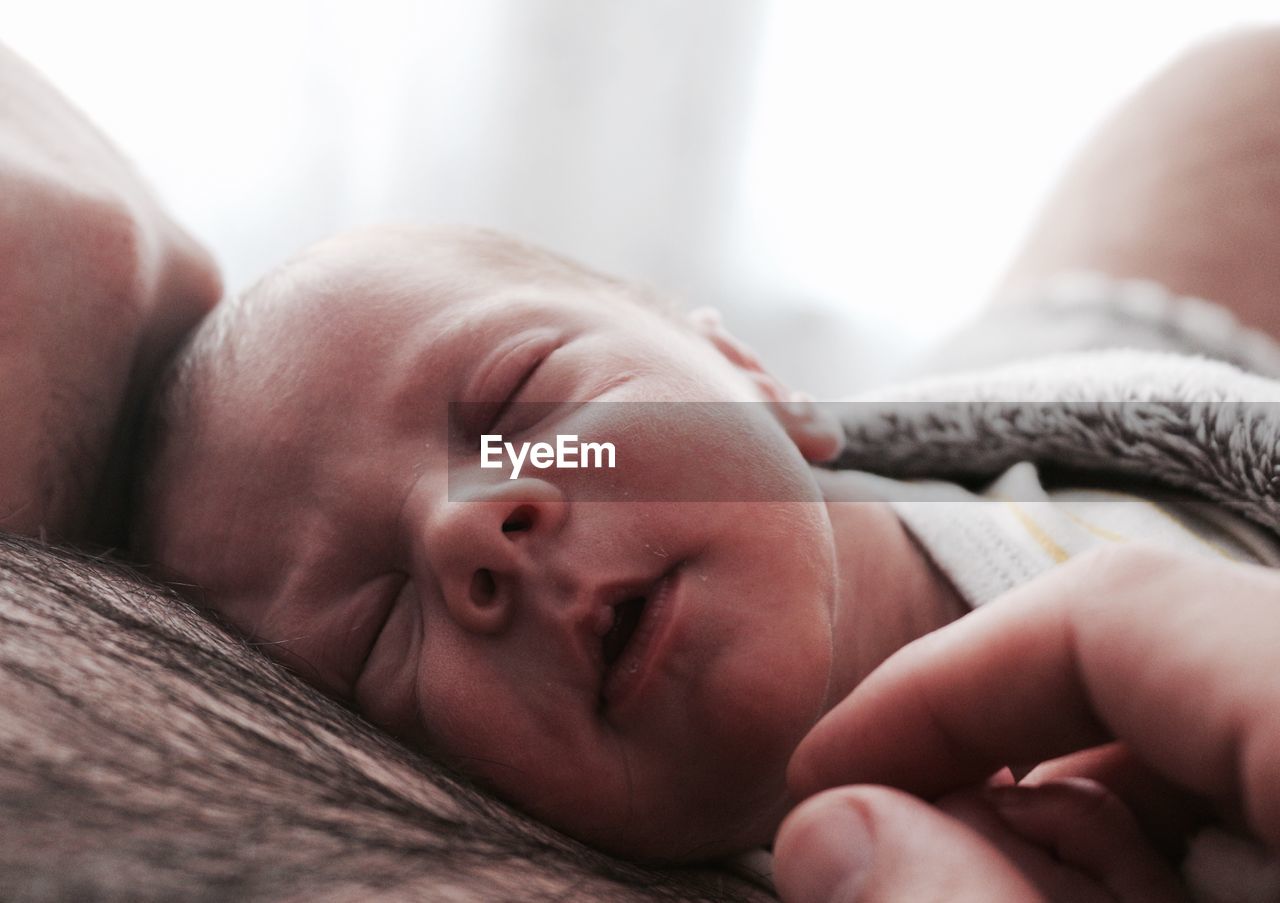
{"left": 7, "top": 1, "right": 1278, "bottom": 392}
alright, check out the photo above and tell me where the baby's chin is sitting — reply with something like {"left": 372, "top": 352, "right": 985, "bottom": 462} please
{"left": 548, "top": 723, "right": 808, "bottom": 862}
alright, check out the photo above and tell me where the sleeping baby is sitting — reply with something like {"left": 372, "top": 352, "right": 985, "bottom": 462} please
{"left": 132, "top": 225, "right": 1278, "bottom": 880}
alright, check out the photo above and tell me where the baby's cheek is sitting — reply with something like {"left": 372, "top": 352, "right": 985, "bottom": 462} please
{"left": 353, "top": 594, "right": 423, "bottom": 737}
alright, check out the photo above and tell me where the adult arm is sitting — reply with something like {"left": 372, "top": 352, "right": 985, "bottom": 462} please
{"left": 992, "top": 29, "right": 1280, "bottom": 345}
{"left": 778, "top": 546, "right": 1280, "bottom": 901}
{"left": 0, "top": 44, "right": 220, "bottom": 544}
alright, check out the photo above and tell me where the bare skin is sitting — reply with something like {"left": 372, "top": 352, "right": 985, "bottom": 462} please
{"left": 814, "top": 468, "right": 968, "bottom": 696}
{"left": 0, "top": 43, "right": 220, "bottom": 545}
{"left": 995, "top": 28, "right": 1280, "bottom": 344}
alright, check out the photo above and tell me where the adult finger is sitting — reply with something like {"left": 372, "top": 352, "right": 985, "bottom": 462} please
{"left": 789, "top": 546, "right": 1280, "bottom": 848}
{"left": 774, "top": 786, "right": 1045, "bottom": 903}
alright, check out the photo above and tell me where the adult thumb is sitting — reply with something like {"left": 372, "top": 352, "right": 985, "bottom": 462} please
{"left": 774, "top": 786, "right": 1045, "bottom": 903}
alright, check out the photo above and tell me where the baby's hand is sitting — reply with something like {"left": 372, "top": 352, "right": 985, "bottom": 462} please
{"left": 936, "top": 776, "right": 1187, "bottom": 902}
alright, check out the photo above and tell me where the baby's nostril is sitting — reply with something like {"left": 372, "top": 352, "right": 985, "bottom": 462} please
{"left": 470, "top": 568, "right": 497, "bottom": 606}
{"left": 502, "top": 506, "right": 535, "bottom": 534}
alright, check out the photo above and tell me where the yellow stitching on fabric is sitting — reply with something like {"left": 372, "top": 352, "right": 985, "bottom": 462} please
{"left": 999, "top": 499, "right": 1070, "bottom": 563}
{"left": 1058, "top": 507, "right": 1129, "bottom": 544}
{"left": 1064, "top": 491, "right": 1235, "bottom": 561}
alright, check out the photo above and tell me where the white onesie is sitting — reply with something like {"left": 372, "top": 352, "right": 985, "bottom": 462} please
{"left": 870, "top": 461, "right": 1280, "bottom": 608}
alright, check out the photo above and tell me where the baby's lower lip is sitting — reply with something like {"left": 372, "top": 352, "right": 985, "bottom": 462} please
{"left": 600, "top": 564, "right": 683, "bottom": 715}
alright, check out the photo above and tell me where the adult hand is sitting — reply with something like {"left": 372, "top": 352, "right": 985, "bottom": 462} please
{"left": 776, "top": 546, "right": 1280, "bottom": 901}
{"left": 0, "top": 44, "right": 220, "bottom": 544}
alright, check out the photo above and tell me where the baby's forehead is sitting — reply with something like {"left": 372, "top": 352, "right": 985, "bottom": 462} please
{"left": 259, "top": 226, "right": 613, "bottom": 332}
{"left": 268, "top": 229, "right": 490, "bottom": 311}
{"left": 192, "top": 224, "right": 659, "bottom": 429}
{"left": 212, "top": 229, "right": 624, "bottom": 408}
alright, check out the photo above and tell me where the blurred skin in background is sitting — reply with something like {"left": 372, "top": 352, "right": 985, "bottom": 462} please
{"left": 0, "top": 42, "right": 219, "bottom": 544}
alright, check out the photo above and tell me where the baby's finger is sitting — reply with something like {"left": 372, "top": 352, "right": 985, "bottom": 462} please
{"left": 978, "top": 779, "right": 1190, "bottom": 903}
{"left": 774, "top": 785, "right": 1046, "bottom": 903}
{"left": 789, "top": 547, "right": 1280, "bottom": 848}
{"left": 938, "top": 786, "right": 1121, "bottom": 903}
{"left": 1024, "top": 744, "right": 1209, "bottom": 859}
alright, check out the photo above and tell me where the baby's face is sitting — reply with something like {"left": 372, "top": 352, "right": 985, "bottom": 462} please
{"left": 142, "top": 227, "right": 839, "bottom": 859}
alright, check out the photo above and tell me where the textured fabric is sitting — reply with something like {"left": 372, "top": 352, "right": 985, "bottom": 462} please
{"left": 839, "top": 272, "right": 1280, "bottom": 554}
{"left": 834, "top": 349, "right": 1280, "bottom": 537}
{"left": 871, "top": 461, "right": 1280, "bottom": 609}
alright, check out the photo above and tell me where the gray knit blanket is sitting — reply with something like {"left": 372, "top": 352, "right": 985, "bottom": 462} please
{"left": 833, "top": 349, "right": 1280, "bottom": 537}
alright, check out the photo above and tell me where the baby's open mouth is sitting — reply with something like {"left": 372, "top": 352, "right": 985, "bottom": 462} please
{"left": 595, "top": 563, "right": 682, "bottom": 712}
{"left": 601, "top": 596, "right": 646, "bottom": 667}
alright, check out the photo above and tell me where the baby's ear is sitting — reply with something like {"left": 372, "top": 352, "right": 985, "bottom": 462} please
{"left": 687, "top": 307, "right": 846, "bottom": 463}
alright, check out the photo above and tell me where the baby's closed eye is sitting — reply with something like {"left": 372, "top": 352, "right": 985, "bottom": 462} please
{"left": 465, "top": 329, "right": 564, "bottom": 440}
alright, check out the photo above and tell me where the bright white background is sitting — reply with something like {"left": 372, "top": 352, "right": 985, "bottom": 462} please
{"left": 7, "top": 2, "right": 1279, "bottom": 392}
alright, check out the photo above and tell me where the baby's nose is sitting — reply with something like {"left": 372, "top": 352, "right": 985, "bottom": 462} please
{"left": 424, "top": 477, "right": 567, "bottom": 635}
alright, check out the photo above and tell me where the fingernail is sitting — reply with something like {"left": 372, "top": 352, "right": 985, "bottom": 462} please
{"left": 782, "top": 800, "right": 874, "bottom": 903}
